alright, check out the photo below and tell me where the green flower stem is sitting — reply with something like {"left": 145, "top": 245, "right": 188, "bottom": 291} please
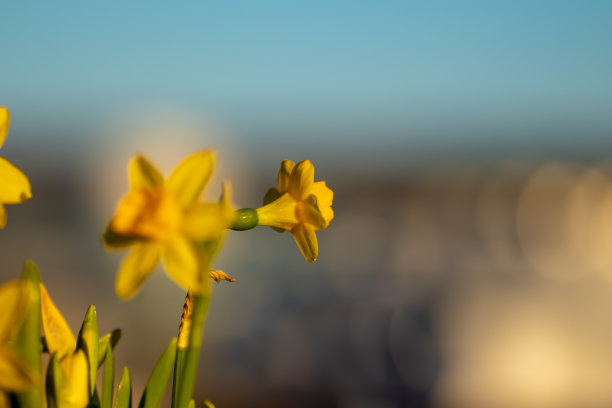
{"left": 176, "top": 292, "right": 211, "bottom": 408}
{"left": 230, "top": 208, "right": 258, "bottom": 231}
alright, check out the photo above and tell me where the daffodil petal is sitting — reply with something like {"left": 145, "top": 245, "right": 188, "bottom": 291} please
{"left": 263, "top": 187, "right": 281, "bottom": 206}
{"left": 256, "top": 192, "right": 299, "bottom": 230}
{"left": 277, "top": 160, "right": 295, "bottom": 194}
{"left": 183, "top": 202, "right": 234, "bottom": 241}
{"left": 59, "top": 350, "right": 89, "bottom": 408}
{"left": 115, "top": 243, "right": 161, "bottom": 299}
{"left": 0, "top": 345, "right": 36, "bottom": 392}
{"left": 0, "top": 107, "right": 9, "bottom": 150}
{"left": 311, "top": 181, "right": 334, "bottom": 224}
{"left": 0, "top": 157, "right": 31, "bottom": 204}
{"left": 167, "top": 150, "right": 215, "bottom": 208}
{"left": 0, "top": 280, "right": 30, "bottom": 343}
{"left": 296, "top": 195, "right": 327, "bottom": 230}
{"left": 220, "top": 181, "right": 233, "bottom": 208}
{"left": 288, "top": 160, "right": 314, "bottom": 201}
{"left": 128, "top": 155, "right": 164, "bottom": 189}
{"left": 102, "top": 223, "right": 141, "bottom": 249}
{"left": 40, "top": 283, "right": 76, "bottom": 358}
{"left": 0, "top": 204, "right": 5, "bottom": 229}
{"left": 162, "top": 236, "right": 202, "bottom": 292}
{"left": 291, "top": 223, "right": 318, "bottom": 263}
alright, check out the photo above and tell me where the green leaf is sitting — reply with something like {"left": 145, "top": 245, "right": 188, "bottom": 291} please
{"left": 139, "top": 337, "right": 177, "bottom": 408}
{"left": 77, "top": 305, "right": 99, "bottom": 397}
{"left": 45, "top": 352, "right": 62, "bottom": 408}
{"left": 202, "top": 401, "right": 215, "bottom": 408}
{"left": 98, "top": 329, "right": 122, "bottom": 367}
{"left": 101, "top": 346, "right": 114, "bottom": 408}
{"left": 186, "top": 400, "right": 195, "bottom": 408}
{"left": 114, "top": 367, "right": 132, "bottom": 408}
{"left": 171, "top": 347, "right": 186, "bottom": 408}
{"left": 89, "top": 389, "right": 102, "bottom": 408}
{"left": 15, "top": 261, "right": 44, "bottom": 408}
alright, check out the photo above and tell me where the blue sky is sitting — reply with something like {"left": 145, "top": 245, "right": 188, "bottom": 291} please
{"left": 1, "top": 1, "right": 611, "bottom": 153}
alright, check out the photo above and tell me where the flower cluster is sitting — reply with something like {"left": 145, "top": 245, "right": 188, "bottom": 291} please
{"left": 0, "top": 105, "right": 335, "bottom": 408}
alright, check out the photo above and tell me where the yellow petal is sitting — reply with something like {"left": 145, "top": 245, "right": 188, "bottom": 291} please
{"left": 167, "top": 150, "right": 215, "bottom": 209}
{"left": 291, "top": 223, "right": 318, "bottom": 263}
{"left": 59, "top": 350, "right": 89, "bottom": 408}
{"left": 101, "top": 223, "right": 140, "bottom": 250}
{"left": 183, "top": 202, "right": 234, "bottom": 241}
{"left": 40, "top": 283, "right": 76, "bottom": 358}
{"left": 0, "top": 345, "right": 36, "bottom": 392}
{"left": 0, "top": 107, "right": 9, "bottom": 150}
{"left": 277, "top": 160, "right": 295, "bottom": 194}
{"left": 0, "top": 204, "right": 5, "bottom": 229}
{"left": 209, "top": 269, "right": 235, "bottom": 283}
{"left": 296, "top": 195, "right": 327, "bottom": 230}
{"left": 162, "top": 236, "right": 202, "bottom": 292}
{"left": 256, "top": 192, "right": 299, "bottom": 230}
{"left": 288, "top": 160, "right": 314, "bottom": 201}
{"left": 220, "top": 181, "right": 233, "bottom": 209}
{"left": 263, "top": 187, "right": 281, "bottom": 206}
{"left": 128, "top": 155, "right": 164, "bottom": 189}
{"left": 311, "top": 181, "right": 334, "bottom": 225}
{"left": 0, "top": 157, "right": 31, "bottom": 204}
{"left": 115, "top": 243, "right": 161, "bottom": 299}
{"left": 0, "top": 280, "right": 30, "bottom": 343}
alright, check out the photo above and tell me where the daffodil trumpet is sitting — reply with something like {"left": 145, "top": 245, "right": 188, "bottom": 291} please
{"left": 231, "top": 159, "right": 334, "bottom": 262}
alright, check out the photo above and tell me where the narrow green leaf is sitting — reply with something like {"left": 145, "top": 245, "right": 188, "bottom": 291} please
{"left": 77, "top": 305, "right": 99, "bottom": 396}
{"left": 89, "top": 389, "right": 102, "bottom": 408}
{"left": 202, "top": 401, "right": 215, "bottom": 408}
{"left": 98, "top": 329, "right": 122, "bottom": 367}
{"left": 114, "top": 367, "right": 132, "bottom": 408}
{"left": 15, "top": 261, "right": 44, "bottom": 408}
{"left": 186, "top": 400, "right": 195, "bottom": 408}
{"left": 139, "top": 337, "right": 177, "bottom": 408}
{"left": 101, "top": 346, "right": 114, "bottom": 408}
{"left": 171, "top": 347, "right": 186, "bottom": 408}
{"left": 46, "top": 353, "right": 62, "bottom": 408}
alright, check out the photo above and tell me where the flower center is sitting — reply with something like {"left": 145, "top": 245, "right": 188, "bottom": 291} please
{"left": 111, "top": 188, "right": 183, "bottom": 242}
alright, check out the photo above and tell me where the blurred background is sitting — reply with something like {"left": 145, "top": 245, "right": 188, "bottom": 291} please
{"left": 1, "top": 1, "right": 612, "bottom": 407}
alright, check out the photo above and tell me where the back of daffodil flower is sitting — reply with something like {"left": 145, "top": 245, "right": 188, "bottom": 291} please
{"left": 231, "top": 159, "right": 334, "bottom": 262}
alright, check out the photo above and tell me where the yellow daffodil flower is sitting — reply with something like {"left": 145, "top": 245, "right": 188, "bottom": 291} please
{"left": 0, "top": 280, "right": 36, "bottom": 402}
{"left": 256, "top": 160, "right": 334, "bottom": 262}
{"left": 103, "top": 151, "right": 235, "bottom": 299}
{"left": 39, "top": 283, "right": 89, "bottom": 408}
{"left": 0, "top": 107, "right": 32, "bottom": 228}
